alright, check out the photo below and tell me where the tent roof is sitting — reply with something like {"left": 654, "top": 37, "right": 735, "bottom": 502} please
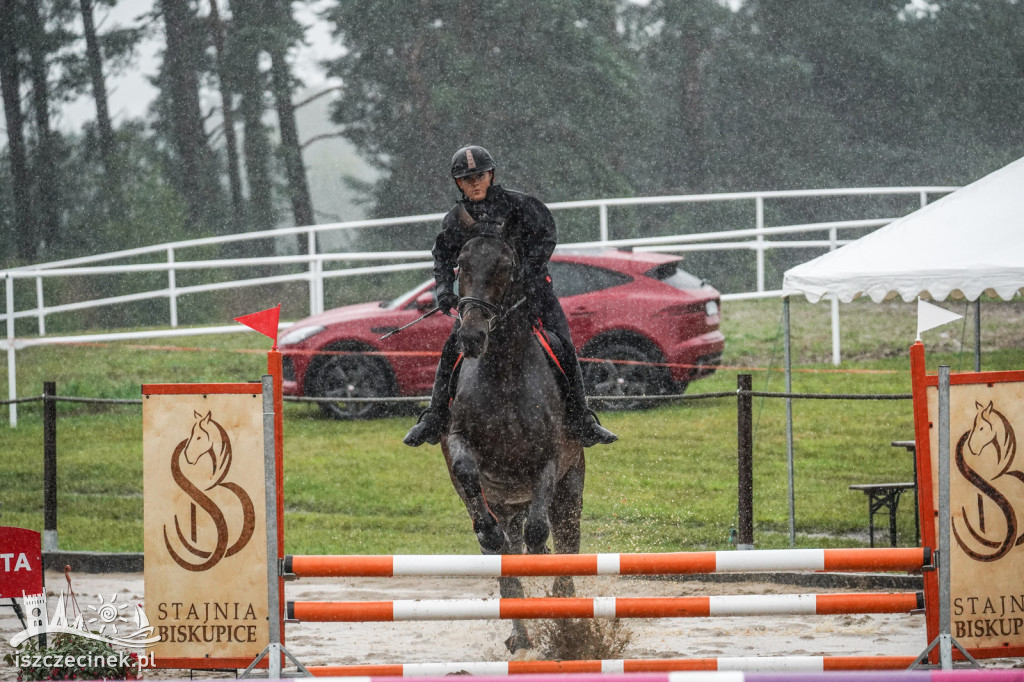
{"left": 782, "top": 156, "right": 1024, "bottom": 303}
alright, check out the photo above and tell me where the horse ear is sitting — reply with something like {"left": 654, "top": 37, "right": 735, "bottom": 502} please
{"left": 200, "top": 411, "right": 212, "bottom": 425}
{"left": 194, "top": 410, "right": 202, "bottom": 419}
{"left": 983, "top": 401, "right": 994, "bottom": 416}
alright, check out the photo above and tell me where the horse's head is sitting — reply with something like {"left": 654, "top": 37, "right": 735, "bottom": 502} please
{"left": 967, "top": 401, "right": 1016, "bottom": 476}
{"left": 456, "top": 235, "right": 522, "bottom": 358}
{"left": 183, "top": 410, "right": 231, "bottom": 485}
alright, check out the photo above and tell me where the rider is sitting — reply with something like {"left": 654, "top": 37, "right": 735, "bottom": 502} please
{"left": 403, "top": 145, "right": 618, "bottom": 448}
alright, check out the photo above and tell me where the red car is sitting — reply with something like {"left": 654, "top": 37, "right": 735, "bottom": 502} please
{"left": 280, "top": 249, "right": 724, "bottom": 419}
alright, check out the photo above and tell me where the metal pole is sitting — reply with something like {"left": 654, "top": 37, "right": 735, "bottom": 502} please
{"left": 974, "top": 301, "right": 981, "bottom": 373}
{"left": 599, "top": 203, "right": 609, "bottom": 243}
{"left": 43, "top": 382, "right": 58, "bottom": 551}
{"left": 262, "top": 374, "right": 281, "bottom": 679}
{"left": 784, "top": 297, "right": 795, "bottom": 547}
{"left": 737, "top": 374, "right": 754, "bottom": 550}
{"left": 937, "top": 365, "right": 952, "bottom": 669}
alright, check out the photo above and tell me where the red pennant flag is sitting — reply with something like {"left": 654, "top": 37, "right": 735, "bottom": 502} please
{"left": 234, "top": 305, "right": 281, "bottom": 348}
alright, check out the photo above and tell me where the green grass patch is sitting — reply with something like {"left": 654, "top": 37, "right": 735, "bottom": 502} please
{"left": 2, "top": 297, "right": 1022, "bottom": 554}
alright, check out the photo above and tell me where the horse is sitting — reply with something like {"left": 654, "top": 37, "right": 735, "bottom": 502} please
{"left": 440, "top": 232, "right": 585, "bottom": 653}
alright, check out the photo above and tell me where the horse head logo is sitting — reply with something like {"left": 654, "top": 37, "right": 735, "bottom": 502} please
{"left": 182, "top": 410, "right": 232, "bottom": 489}
{"left": 952, "top": 401, "right": 1024, "bottom": 562}
{"left": 164, "top": 409, "right": 254, "bottom": 571}
{"left": 966, "top": 401, "right": 1017, "bottom": 477}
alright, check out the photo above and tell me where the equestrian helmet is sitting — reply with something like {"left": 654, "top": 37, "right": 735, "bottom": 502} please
{"left": 451, "top": 145, "right": 495, "bottom": 179}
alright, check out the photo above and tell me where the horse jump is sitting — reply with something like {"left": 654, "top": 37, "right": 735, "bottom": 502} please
{"left": 282, "top": 547, "right": 930, "bottom": 675}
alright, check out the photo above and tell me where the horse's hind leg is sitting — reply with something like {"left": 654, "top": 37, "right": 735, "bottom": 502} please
{"left": 498, "top": 509, "right": 532, "bottom": 654}
{"left": 550, "top": 456, "right": 585, "bottom": 598}
{"left": 449, "top": 436, "right": 507, "bottom": 552}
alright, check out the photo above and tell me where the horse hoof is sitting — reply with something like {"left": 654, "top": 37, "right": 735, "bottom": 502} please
{"left": 477, "top": 527, "right": 507, "bottom": 553}
{"left": 504, "top": 632, "right": 533, "bottom": 654}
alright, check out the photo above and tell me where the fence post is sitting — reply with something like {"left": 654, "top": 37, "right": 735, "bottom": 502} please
{"left": 35, "top": 275, "right": 45, "bottom": 336}
{"left": 43, "top": 381, "right": 58, "bottom": 551}
{"left": 737, "top": 374, "right": 754, "bottom": 549}
{"left": 167, "top": 248, "right": 178, "bottom": 328}
{"left": 754, "top": 196, "right": 765, "bottom": 292}
{"left": 5, "top": 274, "right": 16, "bottom": 427}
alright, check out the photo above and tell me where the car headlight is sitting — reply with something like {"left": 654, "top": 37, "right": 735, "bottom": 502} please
{"left": 279, "top": 325, "right": 325, "bottom": 346}
{"left": 705, "top": 300, "right": 720, "bottom": 316}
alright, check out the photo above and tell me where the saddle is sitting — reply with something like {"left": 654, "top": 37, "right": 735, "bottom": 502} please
{"left": 448, "top": 324, "right": 570, "bottom": 397}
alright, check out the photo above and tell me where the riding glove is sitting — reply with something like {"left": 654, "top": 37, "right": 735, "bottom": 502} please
{"left": 436, "top": 284, "right": 459, "bottom": 312}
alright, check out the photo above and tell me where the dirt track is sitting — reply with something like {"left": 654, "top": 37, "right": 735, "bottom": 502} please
{"left": 4, "top": 569, "right": 1001, "bottom": 679}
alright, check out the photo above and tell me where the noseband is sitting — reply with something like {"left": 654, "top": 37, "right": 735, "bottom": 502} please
{"left": 458, "top": 294, "right": 527, "bottom": 332}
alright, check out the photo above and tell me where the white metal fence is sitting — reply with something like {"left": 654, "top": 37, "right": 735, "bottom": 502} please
{"left": 2, "top": 186, "right": 957, "bottom": 426}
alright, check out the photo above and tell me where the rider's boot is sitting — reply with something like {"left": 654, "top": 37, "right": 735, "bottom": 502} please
{"left": 403, "top": 334, "right": 459, "bottom": 447}
{"left": 561, "top": 344, "right": 618, "bottom": 447}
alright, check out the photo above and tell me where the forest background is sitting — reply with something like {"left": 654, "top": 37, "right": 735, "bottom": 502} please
{"left": 2, "top": 0, "right": 1023, "bottom": 287}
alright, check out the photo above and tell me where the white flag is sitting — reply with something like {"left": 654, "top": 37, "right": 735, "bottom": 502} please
{"left": 917, "top": 298, "right": 963, "bottom": 340}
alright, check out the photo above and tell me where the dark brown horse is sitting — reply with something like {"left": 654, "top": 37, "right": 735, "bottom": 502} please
{"left": 440, "top": 233, "right": 585, "bottom": 653}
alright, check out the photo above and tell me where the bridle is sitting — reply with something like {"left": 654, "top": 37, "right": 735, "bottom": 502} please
{"left": 456, "top": 235, "right": 527, "bottom": 332}
{"left": 458, "top": 294, "right": 527, "bottom": 332}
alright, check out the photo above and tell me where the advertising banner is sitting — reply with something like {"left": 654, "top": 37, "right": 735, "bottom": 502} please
{"left": 142, "top": 383, "right": 268, "bottom": 668}
{"left": 911, "top": 344, "right": 1024, "bottom": 659}
{"left": 0, "top": 527, "right": 43, "bottom": 600}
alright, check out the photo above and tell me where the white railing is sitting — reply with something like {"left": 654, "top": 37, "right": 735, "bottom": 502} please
{"left": 2, "top": 187, "right": 956, "bottom": 426}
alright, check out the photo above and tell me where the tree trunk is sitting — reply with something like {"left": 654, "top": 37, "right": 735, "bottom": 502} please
{"left": 25, "top": 0, "right": 61, "bottom": 255}
{"left": 230, "top": 0, "right": 275, "bottom": 245}
{"left": 270, "top": 46, "right": 313, "bottom": 229}
{"left": 0, "top": 0, "right": 35, "bottom": 261}
{"left": 79, "top": 0, "right": 116, "bottom": 170}
{"left": 208, "top": 0, "right": 244, "bottom": 234}
{"left": 161, "top": 0, "right": 216, "bottom": 233}
{"left": 266, "top": 0, "right": 313, "bottom": 235}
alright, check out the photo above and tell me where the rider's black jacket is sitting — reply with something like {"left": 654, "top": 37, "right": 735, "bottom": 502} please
{"left": 432, "top": 184, "right": 557, "bottom": 318}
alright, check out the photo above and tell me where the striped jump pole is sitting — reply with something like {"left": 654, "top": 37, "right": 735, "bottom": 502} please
{"left": 287, "top": 591, "right": 924, "bottom": 622}
{"left": 304, "top": 655, "right": 920, "bottom": 677}
{"left": 285, "top": 547, "right": 929, "bottom": 578}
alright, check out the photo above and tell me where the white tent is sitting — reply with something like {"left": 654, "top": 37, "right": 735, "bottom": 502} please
{"left": 773, "top": 156, "right": 1024, "bottom": 547}
{"left": 783, "top": 155, "right": 1024, "bottom": 304}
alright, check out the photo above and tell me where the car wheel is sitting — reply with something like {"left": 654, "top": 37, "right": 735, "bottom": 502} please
{"left": 581, "top": 341, "right": 672, "bottom": 411}
{"left": 311, "top": 352, "right": 395, "bottom": 420}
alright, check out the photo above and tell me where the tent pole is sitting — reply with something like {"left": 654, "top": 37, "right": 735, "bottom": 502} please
{"left": 974, "top": 300, "right": 981, "bottom": 372}
{"left": 784, "top": 296, "right": 795, "bottom": 547}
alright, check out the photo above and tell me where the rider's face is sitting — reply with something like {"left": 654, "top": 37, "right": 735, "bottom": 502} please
{"left": 456, "top": 170, "right": 493, "bottom": 201}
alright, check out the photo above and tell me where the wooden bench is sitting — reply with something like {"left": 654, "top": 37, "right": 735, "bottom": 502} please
{"left": 849, "top": 482, "right": 916, "bottom": 548}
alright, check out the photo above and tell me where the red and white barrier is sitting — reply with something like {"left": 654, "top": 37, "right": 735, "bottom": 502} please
{"left": 288, "top": 591, "right": 923, "bottom": 622}
{"left": 305, "top": 655, "right": 920, "bottom": 677}
{"left": 285, "top": 547, "right": 929, "bottom": 578}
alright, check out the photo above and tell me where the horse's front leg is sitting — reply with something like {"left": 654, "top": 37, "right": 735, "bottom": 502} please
{"left": 499, "top": 510, "right": 532, "bottom": 654}
{"left": 524, "top": 458, "right": 559, "bottom": 555}
{"left": 449, "top": 434, "right": 506, "bottom": 553}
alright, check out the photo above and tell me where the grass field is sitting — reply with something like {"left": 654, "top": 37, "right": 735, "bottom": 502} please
{"left": 1, "top": 296, "right": 1022, "bottom": 555}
